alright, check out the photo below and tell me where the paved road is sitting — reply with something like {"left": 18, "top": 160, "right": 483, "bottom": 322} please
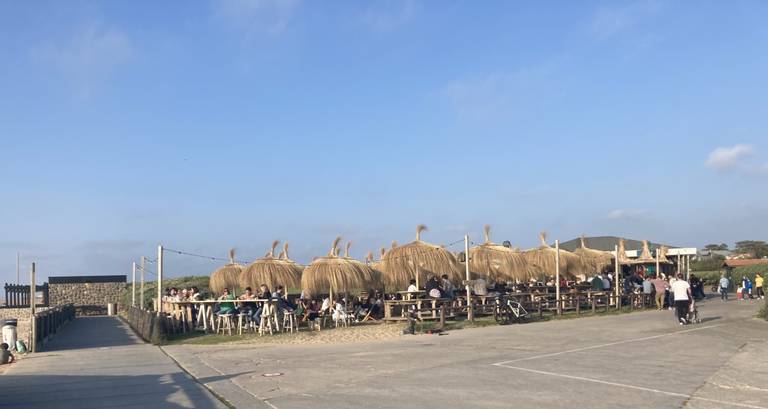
{"left": 164, "top": 297, "right": 768, "bottom": 409}
{"left": 0, "top": 316, "right": 227, "bottom": 409}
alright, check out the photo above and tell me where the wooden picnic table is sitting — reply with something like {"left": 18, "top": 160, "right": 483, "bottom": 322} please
{"left": 395, "top": 290, "right": 426, "bottom": 300}
{"left": 383, "top": 298, "right": 455, "bottom": 321}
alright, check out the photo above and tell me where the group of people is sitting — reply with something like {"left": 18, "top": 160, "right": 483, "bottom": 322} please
{"left": 212, "top": 285, "right": 387, "bottom": 330}
{"left": 406, "top": 274, "right": 459, "bottom": 299}
{"left": 214, "top": 285, "right": 295, "bottom": 327}
{"left": 718, "top": 273, "right": 765, "bottom": 301}
{"left": 164, "top": 287, "right": 203, "bottom": 302}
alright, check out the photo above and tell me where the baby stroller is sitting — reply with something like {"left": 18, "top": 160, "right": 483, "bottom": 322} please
{"left": 686, "top": 301, "right": 701, "bottom": 324}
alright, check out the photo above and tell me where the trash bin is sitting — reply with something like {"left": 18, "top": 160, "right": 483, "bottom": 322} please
{"left": 2, "top": 323, "right": 18, "bottom": 352}
{"left": 107, "top": 303, "right": 116, "bottom": 316}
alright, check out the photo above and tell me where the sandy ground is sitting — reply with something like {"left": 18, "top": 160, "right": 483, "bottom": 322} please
{"left": 217, "top": 322, "right": 406, "bottom": 346}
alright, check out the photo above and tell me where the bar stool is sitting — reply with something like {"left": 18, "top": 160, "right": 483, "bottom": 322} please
{"left": 259, "top": 302, "right": 279, "bottom": 336}
{"left": 237, "top": 312, "right": 253, "bottom": 335}
{"left": 216, "top": 313, "right": 233, "bottom": 336}
{"left": 281, "top": 310, "right": 298, "bottom": 333}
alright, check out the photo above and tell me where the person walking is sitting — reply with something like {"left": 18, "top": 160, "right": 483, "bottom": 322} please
{"left": 755, "top": 273, "right": 764, "bottom": 300}
{"left": 670, "top": 274, "right": 692, "bottom": 325}
{"left": 667, "top": 274, "right": 677, "bottom": 310}
{"left": 719, "top": 274, "right": 730, "bottom": 301}
{"left": 651, "top": 275, "right": 668, "bottom": 310}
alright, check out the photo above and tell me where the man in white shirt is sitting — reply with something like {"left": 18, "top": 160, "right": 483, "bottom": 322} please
{"left": 406, "top": 279, "right": 418, "bottom": 293}
{"left": 670, "top": 274, "right": 692, "bottom": 325}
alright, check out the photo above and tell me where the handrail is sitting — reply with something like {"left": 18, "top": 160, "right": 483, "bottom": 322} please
{"left": 32, "top": 303, "right": 75, "bottom": 352}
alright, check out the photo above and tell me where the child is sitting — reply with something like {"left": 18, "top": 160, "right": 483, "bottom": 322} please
{"left": 736, "top": 285, "right": 743, "bottom": 301}
{"left": 1, "top": 343, "right": 15, "bottom": 365}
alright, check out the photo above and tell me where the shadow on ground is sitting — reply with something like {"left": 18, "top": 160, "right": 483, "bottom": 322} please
{"left": 0, "top": 372, "right": 233, "bottom": 409}
{"left": 41, "top": 316, "right": 141, "bottom": 351}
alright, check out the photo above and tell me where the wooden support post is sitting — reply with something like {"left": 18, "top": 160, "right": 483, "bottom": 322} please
{"left": 30, "top": 263, "right": 36, "bottom": 353}
{"left": 555, "top": 239, "right": 561, "bottom": 315}
{"left": 614, "top": 245, "right": 620, "bottom": 310}
{"left": 157, "top": 246, "right": 164, "bottom": 316}
{"left": 132, "top": 261, "right": 137, "bottom": 307}
{"left": 465, "top": 235, "right": 473, "bottom": 322}
{"left": 140, "top": 256, "right": 145, "bottom": 310}
{"left": 576, "top": 295, "right": 580, "bottom": 315}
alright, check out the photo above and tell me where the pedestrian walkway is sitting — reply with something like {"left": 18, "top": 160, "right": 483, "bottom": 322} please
{"left": 0, "top": 316, "right": 228, "bottom": 409}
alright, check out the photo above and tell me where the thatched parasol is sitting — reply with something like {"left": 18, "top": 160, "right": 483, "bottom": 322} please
{"left": 210, "top": 248, "right": 244, "bottom": 295}
{"left": 380, "top": 224, "right": 463, "bottom": 290}
{"left": 522, "top": 232, "right": 587, "bottom": 279}
{"left": 658, "top": 246, "right": 672, "bottom": 264}
{"left": 617, "top": 238, "right": 633, "bottom": 265}
{"left": 630, "top": 240, "right": 656, "bottom": 265}
{"left": 240, "top": 241, "right": 302, "bottom": 291}
{"left": 301, "top": 237, "right": 376, "bottom": 297}
{"left": 468, "top": 225, "right": 535, "bottom": 282}
{"left": 573, "top": 235, "right": 614, "bottom": 274}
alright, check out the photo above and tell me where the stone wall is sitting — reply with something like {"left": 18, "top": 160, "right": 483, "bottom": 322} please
{"left": 49, "top": 282, "right": 126, "bottom": 314}
{"left": 0, "top": 308, "right": 32, "bottom": 350}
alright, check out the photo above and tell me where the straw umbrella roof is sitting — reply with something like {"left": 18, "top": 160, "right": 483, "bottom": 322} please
{"left": 522, "top": 232, "right": 587, "bottom": 279}
{"left": 573, "top": 235, "right": 614, "bottom": 273}
{"left": 343, "top": 241, "right": 381, "bottom": 289}
{"left": 380, "top": 225, "right": 463, "bottom": 290}
{"left": 629, "top": 240, "right": 656, "bottom": 265}
{"left": 240, "top": 241, "right": 302, "bottom": 291}
{"left": 301, "top": 237, "right": 376, "bottom": 297}
{"left": 468, "top": 225, "right": 535, "bottom": 282}
{"left": 617, "top": 238, "right": 633, "bottom": 265}
{"left": 210, "top": 248, "right": 244, "bottom": 295}
{"left": 658, "top": 246, "right": 670, "bottom": 263}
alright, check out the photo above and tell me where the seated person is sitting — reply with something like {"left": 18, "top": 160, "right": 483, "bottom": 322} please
{"left": 370, "top": 293, "right": 384, "bottom": 318}
{"left": 217, "top": 288, "right": 236, "bottom": 316}
{"left": 440, "top": 274, "right": 456, "bottom": 300}
{"left": 332, "top": 297, "right": 349, "bottom": 322}
{"left": 407, "top": 279, "right": 418, "bottom": 293}
{"left": 425, "top": 275, "right": 443, "bottom": 298}
{"left": 1, "top": 343, "right": 14, "bottom": 365}
{"left": 591, "top": 274, "right": 604, "bottom": 291}
{"left": 272, "top": 285, "right": 295, "bottom": 311}
{"left": 238, "top": 287, "right": 258, "bottom": 318}
{"left": 355, "top": 297, "right": 372, "bottom": 320}
{"left": 493, "top": 280, "right": 507, "bottom": 294}
{"left": 307, "top": 299, "right": 320, "bottom": 318}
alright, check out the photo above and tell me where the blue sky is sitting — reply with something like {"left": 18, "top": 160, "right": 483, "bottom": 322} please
{"left": 2, "top": 0, "right": 767, "bottom": 284}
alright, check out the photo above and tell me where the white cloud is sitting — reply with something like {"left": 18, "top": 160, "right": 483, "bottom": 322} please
{"left": 705, "top": 144, "right": 767, "bottom": 175}
{"left": 213, "top": 0, "right": 300, "bottom": 37}
{"left": 360, "top": 0, "right": 417, "bottom": 31}
{"left": 590, "top": 0, "right": 665, "bottom": 39}
{"left": 32, "top": 23, "right": 133, "bottom": 97}
{"left": 607, "top": 209, "right": 649, "bottom": 220}
{"left": 706, "top": 144, "right": 754, "bottom": 171}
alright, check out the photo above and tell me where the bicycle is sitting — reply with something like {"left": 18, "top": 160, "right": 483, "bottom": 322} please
{"left": 493, "top": 296, "right": 530, "bottom": 325}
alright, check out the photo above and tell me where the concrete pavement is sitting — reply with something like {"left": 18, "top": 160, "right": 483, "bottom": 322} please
{"left": 0, "top": 316, "right": 228, "bottom": 409}
{"left": 164, "top": 297, "right": 768, "bottom": 409}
